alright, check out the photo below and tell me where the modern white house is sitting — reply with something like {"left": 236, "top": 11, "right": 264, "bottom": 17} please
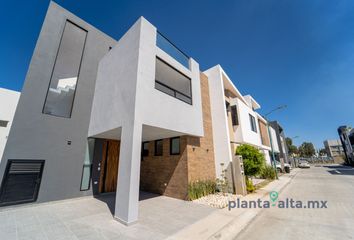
{"left": 204, "top": 65, "right": 274, "bottom": 180}
{"left": 0, "top": 2, "right": 215, "bottom": 226}
{"left": 0, "top": 2, "right": 290, "bottom": 226}
{"left": 0, "top": 88, "right": 20, "bottom": 162}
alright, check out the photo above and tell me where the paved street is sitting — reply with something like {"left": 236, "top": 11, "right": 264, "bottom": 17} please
{"left": 236, "top": 165, "right": 354, "bottom": 240}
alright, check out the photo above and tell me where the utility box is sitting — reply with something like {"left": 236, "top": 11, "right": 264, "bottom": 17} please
{"left": 231, "top": 155, "right": 247, "bottom": 196}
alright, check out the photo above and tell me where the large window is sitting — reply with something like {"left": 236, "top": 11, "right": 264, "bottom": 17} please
{"left": 43, "top": 21, "right": 87, "bottom": 118}
{"left": 170, "top": 137, "right": 180, "bottom": 155}
{"left": 155, "top": 140, "right": 163, "bottom": 156}
{"left": 249, "top": 114, "right": 257, "bottom": 132}
{"left": 231, "top": 105, "right": 239, "bottom": 126}
{"left": 155, "top": 57, "right": 192, "bottom": 105}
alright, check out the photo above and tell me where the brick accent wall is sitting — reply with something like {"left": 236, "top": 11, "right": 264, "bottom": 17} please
{"left": 139, "top": 73, "right": 216, "bottom": 200}
{"left": 186, "top": 73, "right": 216, "bottom": 183}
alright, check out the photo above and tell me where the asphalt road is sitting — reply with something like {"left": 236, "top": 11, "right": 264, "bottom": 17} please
{"left": 236, "top": 165, "right": 354, "bottom": 240}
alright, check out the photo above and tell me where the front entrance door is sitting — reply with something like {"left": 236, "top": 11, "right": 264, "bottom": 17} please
{"left": 99, "top": 140, "right": 120, "bottom": 193}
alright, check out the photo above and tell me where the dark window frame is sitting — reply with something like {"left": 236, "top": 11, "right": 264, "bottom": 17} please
{"left": 170, "top": 137, "right": 180, "bottom": 155}
{"left": 155, "top": 57, "right": 193, "bottom": 105}
{"left": 142, "top": 142, "right": 149, "bottom": 157}
{"left": 79, "top": 164, "right": 92, "bottom": 191}
{"left": 42, "top": 19, "right": 88, "bottom": 119}
{"left": 154, "top": 139, "right": 163, "bottom": 156}
{"left": 231, "top": 105, "right": 239, "bottom": 126}
{"left": 249, "top": 114, "right": 257, "bottom": 133}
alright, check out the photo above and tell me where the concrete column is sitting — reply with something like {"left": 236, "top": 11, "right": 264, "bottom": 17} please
{"left": 114, "top": 123, "right": 142, "bottom": 225}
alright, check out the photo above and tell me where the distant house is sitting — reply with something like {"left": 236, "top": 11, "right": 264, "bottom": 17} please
{"left": 323, "top": 139, "right": 344, "bottom": 157}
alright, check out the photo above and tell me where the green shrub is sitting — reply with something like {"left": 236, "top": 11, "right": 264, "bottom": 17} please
{"left": 260, "top": 165, "right": 277, "bottom": 180}
{"left": 236, "top": 144, "right": 265, "bottom": 177}
{"left": 188, "top": 180, "right": 217, "bottom": 200}
{"left": 246, "top": 177, "right": 255, "bottom": 193}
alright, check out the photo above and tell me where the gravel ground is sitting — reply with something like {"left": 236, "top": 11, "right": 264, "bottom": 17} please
{"left": 193, "top": 192, "right": 242, "bottom": 209}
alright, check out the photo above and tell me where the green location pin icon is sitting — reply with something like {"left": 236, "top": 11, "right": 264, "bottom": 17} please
{"left": 269, "top": 191, "right": 278, "bottom": 206}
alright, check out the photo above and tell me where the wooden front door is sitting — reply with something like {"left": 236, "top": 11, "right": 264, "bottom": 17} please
{"left": 99, "top": 140, "right": 120, "bottom": 193}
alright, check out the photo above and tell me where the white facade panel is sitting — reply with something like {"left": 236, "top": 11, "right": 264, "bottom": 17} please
{"left": 0, "top": 88, "right": 20, "bottom": 162}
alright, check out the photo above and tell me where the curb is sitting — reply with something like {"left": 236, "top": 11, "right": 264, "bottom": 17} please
{"left": 208, "top": 169, "right": 300, "bottom": 240}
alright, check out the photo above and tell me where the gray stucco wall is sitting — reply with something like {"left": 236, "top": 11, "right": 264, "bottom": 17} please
{"left": 0, "top": 2, "right": 116, "bottom": 203}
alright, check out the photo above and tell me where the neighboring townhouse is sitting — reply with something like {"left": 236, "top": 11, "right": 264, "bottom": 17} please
{"left": 0, "top": 2, "right": 217, "bottom": 225}
{"left": 204, "top": 65, "right": 272, "bottom": 181}
{"left": 338, "top": 126, "right": 354, "bottom": 165}
{"left": 0, "top": 88, "right": 20, "bottom": 162}
{"left": 269, "top": 121, "right": 289, "bottom": 166}
{"left": 323, "top": 139, "right": 344, "bottom": 157}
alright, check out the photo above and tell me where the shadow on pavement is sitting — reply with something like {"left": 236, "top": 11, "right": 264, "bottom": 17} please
{"left": 94, "top": 191, "right": 160, "bottom": 215}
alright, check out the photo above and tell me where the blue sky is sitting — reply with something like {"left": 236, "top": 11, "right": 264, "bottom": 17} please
{"left": 1, "top": 0, "right": 354, "bottom": 149}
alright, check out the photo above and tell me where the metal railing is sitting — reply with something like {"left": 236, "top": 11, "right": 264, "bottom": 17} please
{"left": 155, "top": 80, "right": 192, "bottom": 105}
{"left": 156, "top": 31, "right": 190, "bottom": 69}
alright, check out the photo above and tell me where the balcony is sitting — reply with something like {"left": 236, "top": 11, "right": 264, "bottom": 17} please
{"left": 156, "top": 31, "right": 190, "bottom": 69}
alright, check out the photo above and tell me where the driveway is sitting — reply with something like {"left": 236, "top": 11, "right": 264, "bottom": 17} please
{"left": 236, "top": 165, "right": 354, "bottom": 240}
{"left": 0, "top": 192, "right": 216, "bottom": 240}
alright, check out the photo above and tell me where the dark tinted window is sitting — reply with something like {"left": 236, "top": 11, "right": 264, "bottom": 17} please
{"left": 249, "top": 114, "right": 257, "bottom": 132}
{"left": 155, "top": 140, "right": 163, "bottom": 156}
{"left": 170, "top": 137, "right": 180, "bottom": 155}
{"left": 231, "top": 105, "right": 239, "bottom": 126}
{"left": 142, "top": 142, "right": 149, "bottom": 157}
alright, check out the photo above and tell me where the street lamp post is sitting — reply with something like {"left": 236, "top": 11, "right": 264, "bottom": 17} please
{"left": 264, "top": 105, "right": 287, "bottom": 180}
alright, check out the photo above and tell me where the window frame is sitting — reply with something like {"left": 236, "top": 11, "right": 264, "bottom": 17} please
{"left": 170, "top": 137, "right": 180, "bottom": 155}
{"left": 249, "top": 114, "right": 257, "bottom": 133}
{"left": 80, "top": 138, "right": 95, "bottom": 191}
{"left": 154, "top": 139, "right": 163, "bottom": 156}
{"left": 231, "top": 105, "right": 239, "bottom": 126}
{"left": 155, "top": 57, "right": 192, "bottom": 105}
{"left": 42, "top": 19, "right": 88, "bottom": 119}
{"left": 0, "top": 120, "right": 9, "bottom": 128}
{"left": 142, "top": 142, "right": 149, "bottom": 158}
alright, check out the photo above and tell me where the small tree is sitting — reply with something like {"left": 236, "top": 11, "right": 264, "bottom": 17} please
{"left": 286, "top": 137, "right": 298, "bottom": 155}
{"left": 236, "top": 144, "right": 265, "bottom": 177}
{"left": 319, "top": 148, "right": 327, "bottom": 156}
{"left": 298, "top": 142, "right": 316, "bottom": 157}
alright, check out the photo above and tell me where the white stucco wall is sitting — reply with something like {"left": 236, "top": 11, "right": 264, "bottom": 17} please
{"left": 88, "top": 17, "right": 203, "bottom": 140}
{"left": 233, "top": 97, "right": 262, "bottom": 147}
{"left": 88, "top": 17, "right": 204, "bottom": 225}
{"left": 269, "top": 126, "right": 280, "bottom": 153}
{"left": 0, "top": 88, "right": 20, "bottom": 162}
{"left": 203, "top": 65, "right": 233, "bottom": 179}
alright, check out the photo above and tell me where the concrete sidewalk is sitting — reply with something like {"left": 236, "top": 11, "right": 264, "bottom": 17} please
{"left": 167, "top": 169, "right": 300, "bottom": 240}
{"left": 0, "top": 170, "right": 299, "bottom": 240}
